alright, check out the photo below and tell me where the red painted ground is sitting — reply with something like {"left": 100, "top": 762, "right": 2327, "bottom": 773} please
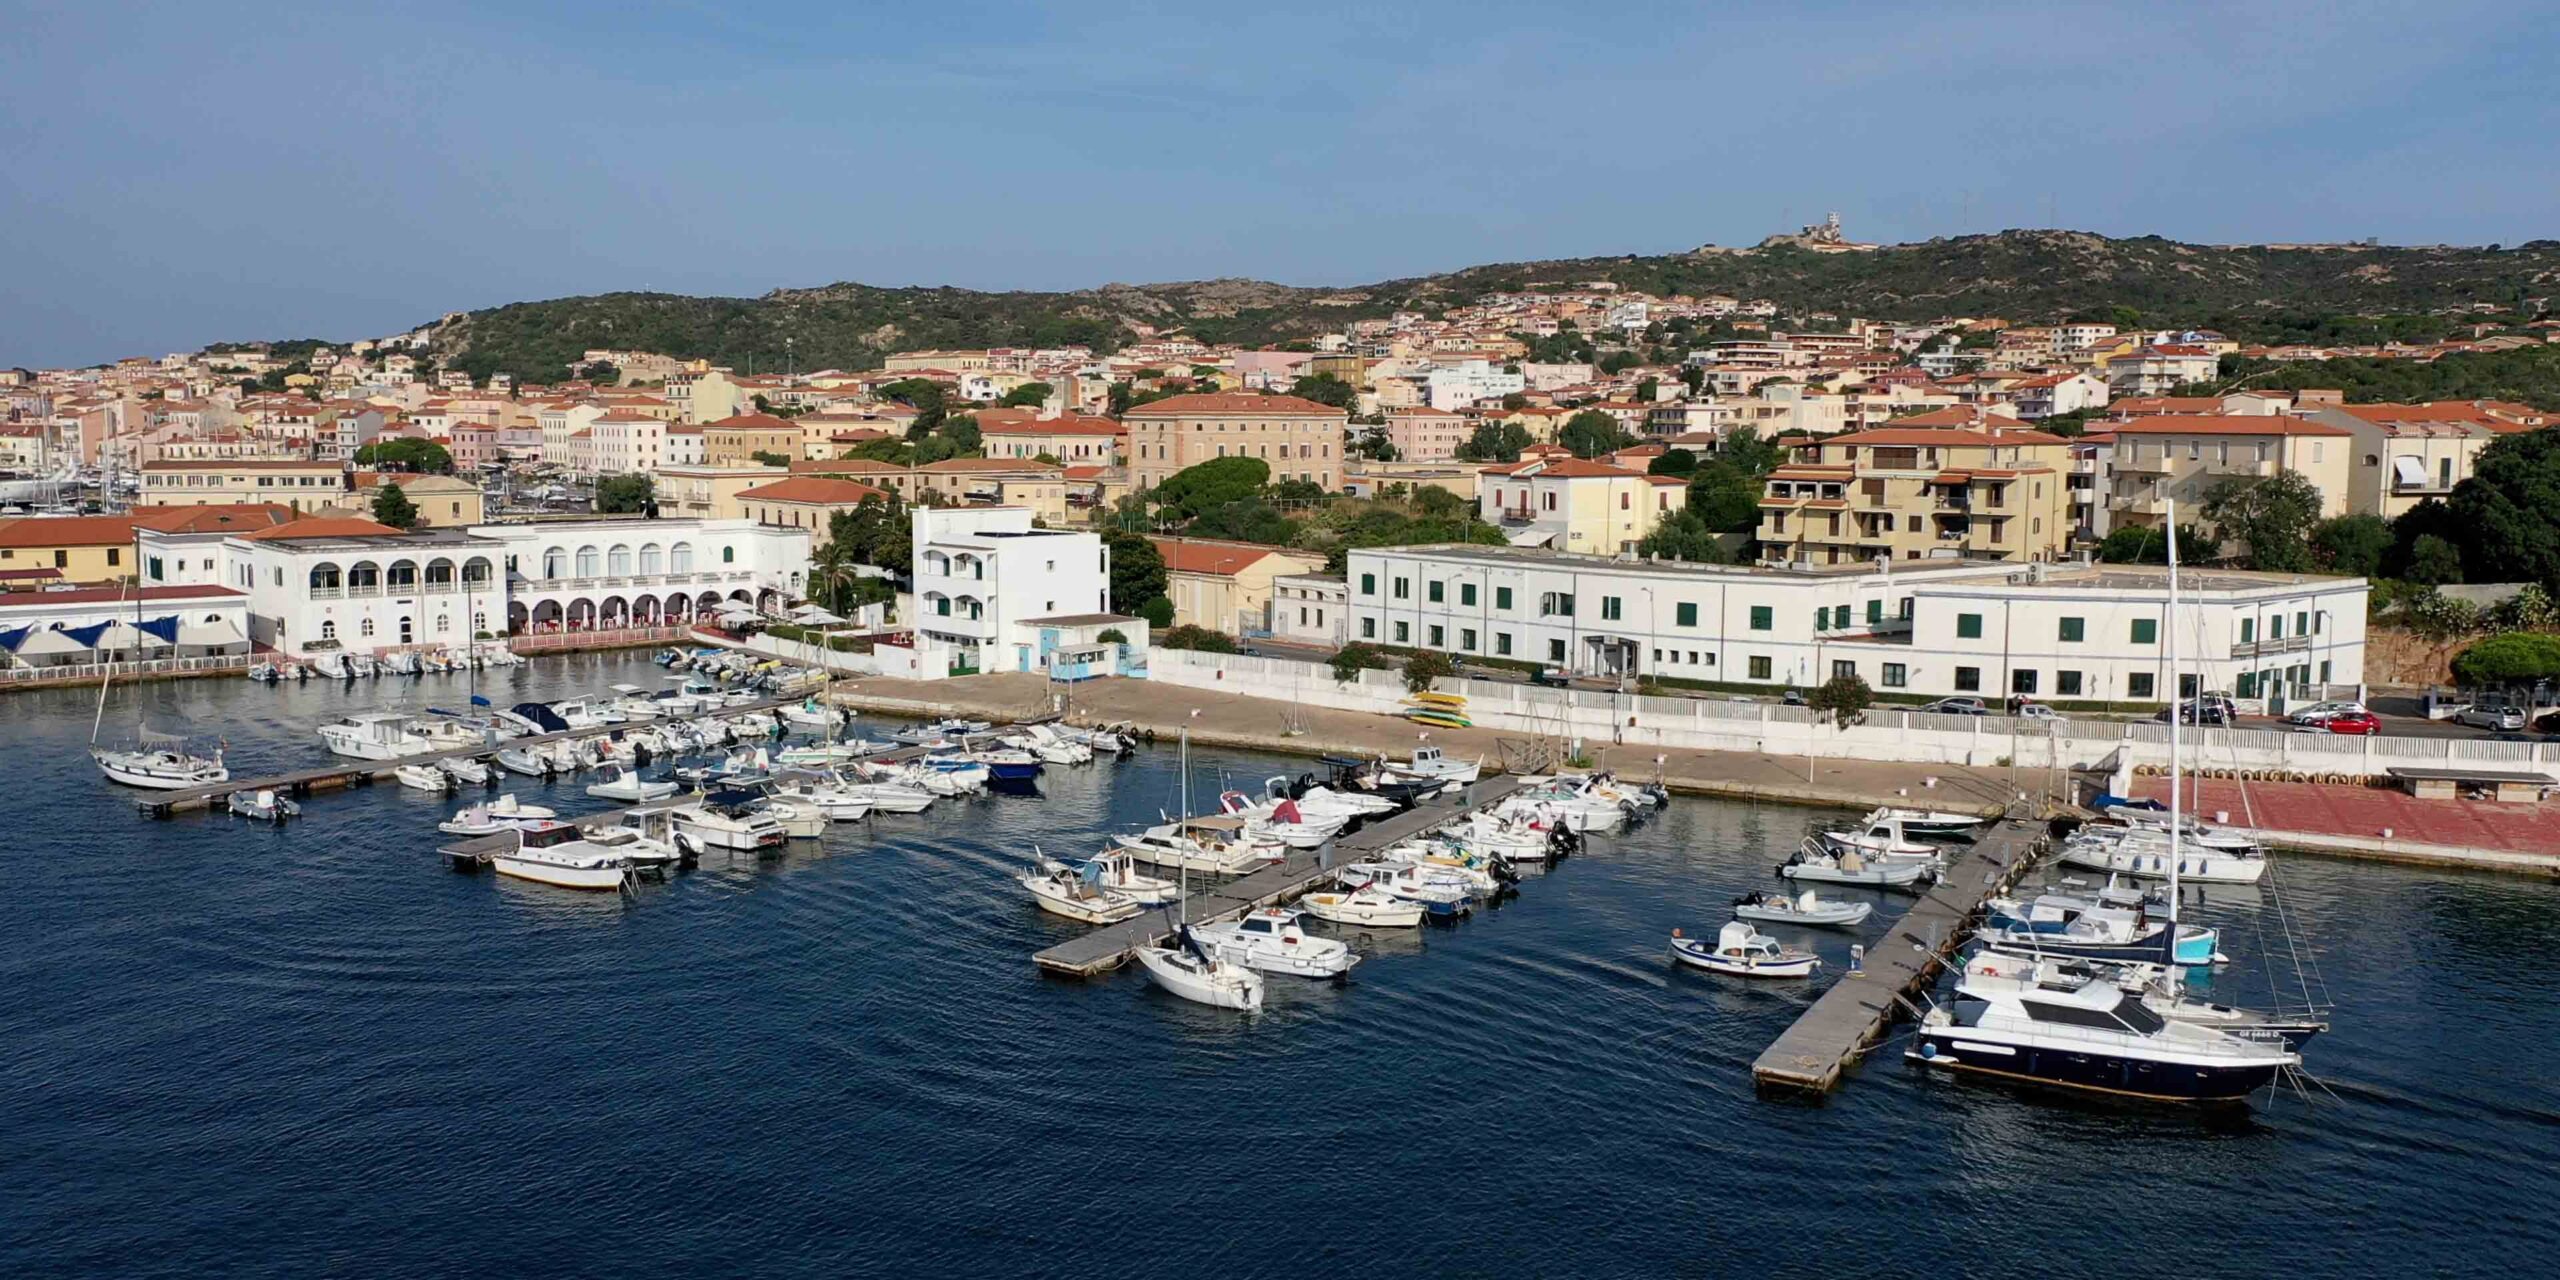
{"left": 2133, "top": 778, "right": 2560, "bottom": 856}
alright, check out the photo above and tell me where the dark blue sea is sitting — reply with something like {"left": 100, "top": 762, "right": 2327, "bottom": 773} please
{"left": 6, "top": 652, "right": 2557, "bottom": 1278}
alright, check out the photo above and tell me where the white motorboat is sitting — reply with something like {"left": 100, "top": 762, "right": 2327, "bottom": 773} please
{"left": 1909, "top": 948, "right": 2295, "bottom": 1102}
{"left": 441, "top": 756, "right": 493, "bottom": 786}
{"left": 1022, "top": 859, "right": 1144, "bottom": 924}
{"left": 1336, "top": 860, "right": 1472, "bottom": 916}
{"left": 605, "top": 684, "right": 663, "bottom": 721}
{"left": 1297, "top": 883, "right": 1426, "bottom": 927}
{"left": 310, "top": 652, "right": 352, "bottom": 680}
{"left": 668, "top": 790, "right": 788, "bottom": 852}
{"left": 767, "top": 776, "right": 876, "bottom": 821}
{"left": 494, "top": 746, "right": 555, "bottom": 778}
{"left": 1136, "top": 927, "right": 1265, "bottom": 1011}
{"left": 835, "top": 778, "right": 935, "bottom": 814}
{"left": 586, "top": 766, "right": 677, "bottom": 802}
{"left": 749, "top": 788, "right": 829, "bottom": 839}
{"left": 1114, "top": 818, "right": 1286, "bottom": 875}
{"left": 490, "top": 822, "right": 631, "bottom": 891}
{"left": 440, "top": 793, "right": 561, "bottom": 835}
{"left": 1394, "top": 745, "right": 1482, "bottom": 784}
{"left": 395, "top": 763, "right": 454, "bottom": 793}
{"left": 92, "top": 741, "right": 228, "bottom": 789}
{"left": 382, "top": 650, "right": 421, "bottom": 676}
{"left": 774, "top": 740, "right": 893, "bottom": 767}
{"left": 1983, "top": 885, "right": 2221, "bottom": 965}
{"left": 1780, "top": 841, "right": 1934, "bottom": 888}
{"left": 347, "top": 654, "right": 377, "bottom": 678}
{"left": 778, "top": 697, "right": 844, "bottom": 730}
{"left": 1867, "top": 806, "right": 1990, "bottom": 838}
{"left": 1668, "top": 922, "right": 1822, "bottom": 978}
{"left": 1271, "top": 776, "right": 1397, "bottom": 818}
{"left": 226, "top": 789, "right": 299, "bottom": 822}
{"left": 2058, "top": 826, "right": 2269, "bottom": 885}
{"left": 577, "top": 819, "right": 685, "bottom": 874}
{"left": 1191, "top": 908, "right": 1359, "bottom": 978}
{"left": 1732, "top": 889, "right": 1872, "bottom": 928}
{"left": 1040, "top": 846, "right": 1178, "bottom": 904}
{"left": 319, "top": 712, "right": 435, "bottom": 761}
{"left": 246, "top": 662, "right": 279, "bottom": 683}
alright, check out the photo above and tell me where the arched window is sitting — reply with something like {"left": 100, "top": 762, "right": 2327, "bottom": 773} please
{"left": 670, "top": 542, "right": 694, "bottom": 573}
{"left": 924, "top": 551, "right": 950, "bottom": 575}
{"left": 462, "top": 557, "right": 493, "bottom": 584}
{"left": 638, "top": 543, "right": 662, "bottom": 575}
{"left": 543, "top": 547, "right": 567, "bottom": 579}
{"left": 722, "top": 546, "right": 735, "bottom": 564}
{"left": 308, "top": 563, "right": 341, "bottom": 591}
{"left": 607, "top": 545, "right": 633, "bottom": 576}
{"left": 359, "top": 617, "right": 376, "bottom": 637}
{"left": 386, "top": 560, "right": 418, "bottom": 589}
{"left": 575, "top": 545, "right": 601, "bottom": 578}
{"left": 320, "top": 619, "right": 337, "bottom": 640}
{"left": 348, "top": 561, "right": 380, "bottom": 591}
{"left": 425, "top": 558, "right": 455, "bottom": 587}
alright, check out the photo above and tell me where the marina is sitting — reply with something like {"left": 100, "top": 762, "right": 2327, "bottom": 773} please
{"left": 10, "top": 648, "right": 2560, "bottom": 1278}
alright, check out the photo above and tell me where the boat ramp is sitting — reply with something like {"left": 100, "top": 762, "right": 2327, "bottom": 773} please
{"left": 1749, "top": 816, "right": 2045, "bottom": 1097}
{"left": 1033, "top": 775, "right": 1531, "bottom": 976}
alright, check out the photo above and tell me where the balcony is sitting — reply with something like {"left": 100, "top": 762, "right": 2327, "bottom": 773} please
{"left": 2231, "top": 634, "right": 2312, "bottom": 660}
{"left": 1495, "top": 506, "right": 1539, "bottom": 526}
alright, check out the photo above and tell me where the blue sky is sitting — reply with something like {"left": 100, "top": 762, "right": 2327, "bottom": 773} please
{"left": 4, "top": 0, "right": 2555, "bottom": 367}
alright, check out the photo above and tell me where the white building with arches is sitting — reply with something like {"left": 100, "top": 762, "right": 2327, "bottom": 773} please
{"left": 148, "top": 515, "right": 811, "bottom": 659}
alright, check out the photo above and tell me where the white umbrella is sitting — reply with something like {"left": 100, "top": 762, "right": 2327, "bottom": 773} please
{"left": 717, "top": 605, "right": 763, "bottom": 624}
{"left": 790, "top": 605, "right": 845, "bottom": 626}
{"left": 13, "top": 629, "right": 92, "bottom": 658}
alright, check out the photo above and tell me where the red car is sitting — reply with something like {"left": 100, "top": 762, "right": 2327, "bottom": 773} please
{"left": 2323, "top": 710, "right": 2381, "bottom": 735}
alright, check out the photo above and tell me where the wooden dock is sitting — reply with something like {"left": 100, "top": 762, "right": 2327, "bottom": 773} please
{"left": 1032, "top": 775, "right": 1532, "bottom": 976}
{"left": 135, "top": 693, "right": 812, "bottom": 817}
{"left": 1749, "top": 816, "right": 2045, "bottom": 1097}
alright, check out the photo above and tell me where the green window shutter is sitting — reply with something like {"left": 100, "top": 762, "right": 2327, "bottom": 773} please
{"left": 1957, "top": 613, "right": 1983, "bottom": 639}
{"left": 1359, "top": 573, "right": 1375, "bottom": 595}
{"left": 2240, "top": 618, "right": 2254, "bottom": 643}
{"left": 1427, "top": 581, "right": 1443, "bottom": 603}
{"left": 2132, "top": 618, "right": 2157, "bottom": 645}
{"left": 1749, "top": 605, "right": 1772, "bottom": 631}
{"left": 1676, "top": 602, "right": 1698, "bottom": 627}
{"left": 1495, "top": 587, "right": 1512, "bottom": 610}
{"left": 1866, "top": 599, "right": 1882, "bottom": 625}
{"left": 2059, "top": 617, "right": 2084, "bottom": 643}
{"left": 1460, "top": 583, "right": 1476, "bottom": 606}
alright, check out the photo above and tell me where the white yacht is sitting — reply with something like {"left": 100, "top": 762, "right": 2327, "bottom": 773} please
{"left": 1393, "top": 745, "right": 1481, "bottom": 784}
{"left": 1909, "top": 950, "right": 2297, "bottom": 1103}
{"left": 1113, "top": 816, "right": 1287, "bottom": 875}
{"left": 1136, "top": 927, "right": 1265, "bottom": 1011}
{"left": 1021, "top": 859, "right": 1143, "bottom": 924}
{"left": 394, "top": 763, "right": 454, "bottom": 793}
{"left": 319, "top": 712, "right": 436, "bottom": 761}
{"left": 1040, "top": 847, "right": 1178, "bottom": 904}
{"left": 2058, "top": 824, "right": 2268, "bottom": 885}
{"left": 586, "top": 766, "right": 678, "bottom": 802}
{"left": 668, "top": 790, "right": 788, "bottom": 851}
{"left": 1297, "top": 883, "right": 1425, "bottom": 928}
{"left": 92, "top": 739, "right": 228, "bottom": 789}
{"left": 1732, "top": 889, "right": 1872, "bottom": 928}
{"left": 490, "top": 822, "right": 632, "bottom": 891}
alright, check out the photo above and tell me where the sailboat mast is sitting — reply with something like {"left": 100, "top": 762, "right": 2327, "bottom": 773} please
{"left": 2164, "top": 501, "right": 2184, "bottom": 986}
{"left": 1176, "top": 725, "right": 1190, "bottom": 927}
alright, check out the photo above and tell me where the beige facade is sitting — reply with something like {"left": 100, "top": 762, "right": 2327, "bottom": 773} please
{"left": 735, "top": 477, "right": 893, "bottom": 546}
{"left": 2101, "top": 415, "right": 2352, "bottom": 531}
{"left": 1150, "top": 537, "right": 1328, "bottom": 635}
{"left": 1122, "top": 393, "right": 1347, "bottom": 491}
{"left": 1477, "top": 458, "right": 1688, "bottom": 554}
{"left": 702, "top": 414, "right": 804, "bottom": 467}
{"left": 2305, "top": 403, "right": 2547, "bottom": 520}
{"left": 351, "top": 473, "right": 485, "bottom": 527}
{"left": 651, "top": 464, "right": 789, "bottom": 520}
{"left": 1383, "top": 407, "right": 1469, "bottom": 462}
{"left": 139, "top": 459, "right": 345, "bottom": 513}
{"left": 1758, "top": 420, "right": 2074, "bottom": 566}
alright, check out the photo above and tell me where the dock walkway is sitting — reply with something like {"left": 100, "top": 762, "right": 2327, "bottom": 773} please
{"left": 1749, "top": 817, "right": 2044, "bottom": 1097}
{"left": 137, "top": 693, "right": 810, "bottom": 816}
{"left": 1033, "top": 775, "right": 1530, "bottom": 976}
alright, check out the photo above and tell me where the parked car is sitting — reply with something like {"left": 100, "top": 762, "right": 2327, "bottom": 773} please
{"left": 2322, "top": 710, "right": 2382, "bottom": 735}
{"left": 2455, "top": 700, "right": 2528, "bottom": 731}
{"left": 1921, "top": 697, "right": 1988, "bottom": 716}
{"left": 2014, "top": 702, "right": 2065, "bottom": 723}
{"left": 2288, "top": 700, "right": 2365, "bottom": 726}
{"left": 2155, "top": 696, "right": 2235, "bottom": 726}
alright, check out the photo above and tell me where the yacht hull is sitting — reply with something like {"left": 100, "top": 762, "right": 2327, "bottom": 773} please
{"left": 1909, "top": 1030, "right": 2284, "bottom": 1103}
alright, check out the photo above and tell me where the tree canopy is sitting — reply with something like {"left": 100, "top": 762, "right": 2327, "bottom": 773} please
{"left": 2309, "top": 513, "right": 2390, "bottom": 577}
{"left": 1456, "top": 421, "right": 1533, "bottom": 463}
{"left": 1634, "top": 509, "right": 1732, "bottom": 563}
{"left": 1288, "top": 373, "right": 1360, "bottom": 409}
{"left": 999, "top": 381, "right": 1054, "bottom": 408}
{"left": 2450, "top": 632, "right": 2560, "bottom": 689}
{"left": 354, "top": 437, "right": 453, "bottom": 474}
{"left": 2200, "top": 469, "right": 2322, "bottom": 572}
{"left": 1104, "top": 530, "right": 1167, "bottom": 614}
{"left": 1685, "top": 462, "right": 1762, "bottom": 533}
{"left": 1647, "top": 448, "right": 1698, "bottom": 477}
{"left": 370, "top": 484, "right": 418, "bottom": 530}
{"left": 2450, "top": 427, "right": 2560, "bottom": 590}
{"left": 1558, "top": 410, "right": 1634, "bottom": 459}
{"left": 1151, "top": 456, "right": 1271, "bottom": 521}
{"left": 595, "top": 473, "right": 655, "bottom": 514}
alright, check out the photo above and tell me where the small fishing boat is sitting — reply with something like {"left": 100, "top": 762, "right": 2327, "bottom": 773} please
{"left": 778, "top": 697, "right": 843, "bottom": 730}
{"left": 246, "top": 662, "right": 279, "bottom": 683}
{"left": 1136, "top": 926, "right": 1264, "bottom": 1011}
{"left": 1297, "top": 883, "right": 1426, "bottom": 928}
{"left": 490, "top": 822, "right": 630, "bottom": 892}
{"left": 1733, "top": 889, "right": 1872, "bottom": 928}
{"left": 1668, "top": 922, "right": 1822, "bottom": 978}
{"left": 586, "top": 765, "right": 677, "bottom": 802}
{"left": 440, "top": 757, "right": 492, "bottom": 787}
{"left": 1336, "top": 860, "right": 1473, "bottom": 916}
{"left": 1021, "top": 859, "right": 1144, "bottom": 924}
{"left": 1867, "top": 806, "right": 1990, "bottom": 838}
{"left": 1041, "top": 846, "right": 1178, "bottom": 904}
{"left": 965, "top": 747, "right": 1043, "bottom": 783}
{"left": 1191, "top": 908, "right": 1358, "bottom": 978}
{"left": 395, "top": 763, "right": 454, "bottom": 793}
{"left": 494, "top": 746, "right": 555, "bottom": 778}
{"left": 766, "top": 775, "right": 876, "bottom": 821}
{"left": 668, "top": 789, "right": 789, "bottom": 852}
{"left": 1779, "top": 841, "right": 1933, "bottom": 888}
{"left": 226, "top": 789, "right": 300, "bottom": 823}
{"left": 310, "top": 652, "right": 351, "bottom": 680}
{"left": 1394, "top": 745, "right": 1481, "bottom": 784}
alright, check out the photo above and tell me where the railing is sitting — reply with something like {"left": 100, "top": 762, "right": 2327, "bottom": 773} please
{"left": 346, "top": 584, "right": 381, "bottom": 597}
{"left": 309, "top": 586, "right": 343, "bottom": 599}
{"left": 1, "top": 653, "right": 253, "bottom": 685}
{"left": 2231, "top": 634, "right": 2313, "bottom": 659}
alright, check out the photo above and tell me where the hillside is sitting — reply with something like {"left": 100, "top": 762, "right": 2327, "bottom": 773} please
{"left": 421, "top": 230, "right": 2560, "bottom": 382}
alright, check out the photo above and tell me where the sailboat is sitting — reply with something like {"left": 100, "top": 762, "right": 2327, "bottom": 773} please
{"left": 90, "top": 542, "right": 226, "bottom": 789}
{"left": 1912, "top": 500, "right": 2300, "bottom": 1103}
{"left": 1134, "top": 720, "right": 1265, "bottom": 1011}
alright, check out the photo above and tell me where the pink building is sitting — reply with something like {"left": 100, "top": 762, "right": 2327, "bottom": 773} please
{"left": 448, "top": 421, "right": 498, "bottom": 469}
{"left": 1384, "top": 406, "right": 1469, "bottom": 462}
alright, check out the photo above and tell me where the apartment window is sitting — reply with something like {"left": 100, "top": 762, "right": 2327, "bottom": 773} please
{"left": 1734, "top": 654, "right": 1764, "bottom": 681}
{"left": 2295, "top": 610, "right": 2309, "bottom": 636}
{"left": 2269, "top": 615, "right": 2285, "bottom": 640}
{"left": 2059, "top": 616, "right": 2084, "bottom": 643}
{"left": 1956, "top": 612, "right": 1983, "bottom": 640}
{"left": 1361, "top": 618, "right": 1376, "bottom": 639}
{"left": 1547, "top": 638, "right": 1566, "bottom": 662}
{"left": 1426, "top": 625, "right": 1443, "bottom": 647}
{"left": 1601, "top": 596, "right": 1622, "bottom": 621}
{"left": 2128, "top": 672, "right": 2156, "bottom": 699}
{"left": 1495, "top": 632, "right": 1512, "bottom": 655}
{"left": 2131, "top": 618, "right": 2157, "bottom": 645}
{"left": 2320, "top": 659, "right": 2332, "bottom": 683}
{"left": 1867, "top": 600, "right": 1882, "bottom": 625}
{"left": 2011, "top": 669, "right": 2038, "bottom": 695}
{"left": 2181, "top": 673, "right": 2203, "bottom": 698}
{"left": 1393, "top": 621, "right": 1409, "bottom": 642}
{"left": 106, "top": 548, "right": 121, "bottom": 566}
{"left": 1749, "top": 605, "right": 1772, "bottom": 631}
{"left": 2240, "top": 618, "right": 2255, "bottom": 643}
{"left": 1881, "top": 662, "right": 1907, "bottom": 689}
{"left": 53, "top": 550, "right": 66, "bottom": 568}
{"left": 1360, "top": 573, "right": 1375, "bottom": 595}
{"left": 1427, "top": 580, "right": 1443, "bottom": 603}
{"left": 1676, "top": 602, "right": 1698, "bottom": 627}
{"left": 1831, "top": 659, "right": 1855, "bottom": 681}
{"left": 1460, "top": 583, "right": 1476, "bottom": 607}
{"left": 1954, "top": 666, "right": 1981, "bottom": 692}
{"left": 1495, "top": 587, "right": 1512, "bottom": 611}
{"left": 1460, "top": 628, "right": 1476, "bottom": 651}
{"left": 1392, "top": 577, "right": 1409, "bottom": 600}
{"left": 2057, "top": 670, "right": 2084, "bottom": 697}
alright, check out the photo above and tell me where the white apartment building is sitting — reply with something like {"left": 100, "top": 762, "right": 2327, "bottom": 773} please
{"left": 1270, "top": 573, "right": 1349, "bottom": 646}
{"left": 1424, "top": 360, "right": 1526, "bottom": 411}
{"left": 537, "top": 403, "right": 606, "bottom": 471}
{"left": 588, "top": 412, "right": 668, "bottom": 476}
{"left": 1343, "top": 545, "right": 2366, "bottom": 705}
{"left": 910, "top": 506, "right": 1113, "bottom": 677}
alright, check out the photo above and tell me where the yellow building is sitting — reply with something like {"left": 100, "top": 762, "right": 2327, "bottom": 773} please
{"left": 1475, "top": 457, "right": 1688, "bottom": 554}
{"left": 735, "top": 476, "right": 894, "bottom": 546}
{"left": 1758, "top": 414, "right": 2075, "bottom": 565}
{"left": 351, "top": 472, "right": 485, "bottom": 527}
{"left": 701, "top": 413, "right": 803, "bottom": 466}
{"left": 0, "top": 505, "right": 293, "bottom": 586}
{"left": 2304, "top": 402, "right": 2547, "bottom": 520}
{"left": 650, "top": 464, "right": 790, "bottom": 519}
{"left": 1122, "top": 393, "right": 1347, "bottom": 491}
{"left": 138, "top": 459, "right": 345, "bottom": 512}
{"left": 1150, "top": 536, "right": 1329, "bottom": 636}
{"left": 2100, "top": 415, "right": 2352, "bottom": 531}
